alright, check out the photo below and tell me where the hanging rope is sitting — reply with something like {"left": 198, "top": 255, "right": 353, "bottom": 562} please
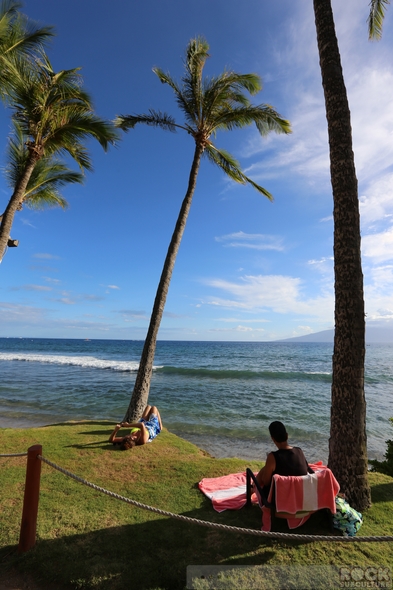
{"left": 0, "top": 452, "right": 28, "bottom": 457}
{"left": 38, "top": 455, "right": 393, "bottom": 543}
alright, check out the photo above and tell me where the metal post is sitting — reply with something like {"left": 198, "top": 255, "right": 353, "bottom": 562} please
{"left": 18, "top": 444, "right": 42, "bottom": 553}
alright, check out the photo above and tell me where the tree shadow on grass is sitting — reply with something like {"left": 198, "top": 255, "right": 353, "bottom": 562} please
{"left": 371, "top": 481, "right": 393, "bottom": 503}
{"left": 65, "top": 440, "right": 114, "bottom": 449}
{"left": 42, "top": 421, "right": 113, "bottom": 430}
{"left": 2, "top": 508, "right": 275, "bottom": 590}
{"left": 1, "top": 503, "right": 338, "bottom": 590}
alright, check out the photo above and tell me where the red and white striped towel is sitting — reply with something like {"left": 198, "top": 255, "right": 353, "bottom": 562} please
{"left": 198, "top": 472, "right": 253, "bottom": 512}
{"left": 264, "top": 464, "right": 340, "bottom": 530}
{"left": 198, "top": 463, "right": 340, "bottom": 532}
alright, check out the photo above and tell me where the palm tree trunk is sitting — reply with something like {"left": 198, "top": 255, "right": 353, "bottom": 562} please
{"left": 0, "top": 154, "right": 37, "bottom": 262}
{"left": 313, "top": 0, "right": 371, "bottom": 511}
{"left": 123, "top": 143, "right": 204, "bottom": 422}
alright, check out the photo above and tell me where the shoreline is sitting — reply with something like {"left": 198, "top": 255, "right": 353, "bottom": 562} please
{"left": 0, "top": 418, "right": 372, "bottom": 466}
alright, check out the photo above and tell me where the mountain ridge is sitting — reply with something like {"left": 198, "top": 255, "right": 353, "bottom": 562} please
{"left": 278, "top": 327, "right": 393, "bottom": 343}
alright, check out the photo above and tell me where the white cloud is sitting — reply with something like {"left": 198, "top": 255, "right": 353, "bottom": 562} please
{"left": 308, "top": 257, "right": 334, "bottom": 274}
{"left": 242, "top": 1, "right": 393, "bottom": 203}
{"left": 360, "top": 174, "right": 393, "bottom": 228}
{"left": 0, "top": 302, "right": 47, "bottom": 323}
{"left": 33, "top": 253, "right": 60, "bottom": 260}
{"left": 215, "top": 231, "right": 285, "bottom": 251}
{"left": 21, "top": 218, "right": 36, "bottom": 228}
{"left": 57, "top": 298, "right": 76, "bottom": 305}
{"left": 208, "top": 325, "right": 266, "bottom": 334}
{"left": 10, "top": 284, "right": 52, "bottom": 292}
{"left": 204, "top": 274, "right": 334, "bottom": 320}
{"left": 362, "top": 229, "right": 393, "bottom": 263}
{"left": 217, "top": 317, "right": 270, "bottom": 323}
{"left": 118, "top": 309, "right": 147, "bottom": 320}
{"left": 44, "top": 277, "right": 60, "bottom": 284}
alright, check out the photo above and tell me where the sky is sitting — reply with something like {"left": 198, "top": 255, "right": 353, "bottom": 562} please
{"left": 1, "top": 0, "right": 393, "bottom": 341}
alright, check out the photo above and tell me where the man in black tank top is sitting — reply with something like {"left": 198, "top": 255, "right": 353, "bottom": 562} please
{"left": 254, "top": 421, "right": 313, "bottom": 497}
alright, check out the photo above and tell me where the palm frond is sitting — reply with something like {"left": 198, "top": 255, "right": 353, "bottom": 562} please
{"left": 8, "top": 55, "right": 118, "bottom": 162}
{"left": 115, "top": 109, "right": 178, "bottom": 133}
{"left": 368, "top": 0, "right": 390, "bottom": 40}
{"left": 0, "top": 2, "right": 53, "bottom": 101}
{"left": 185, "top": 36, "right": 209, "bottom": 80}
{"left": 204, "top": 144, "right": 273, "bottom": 200}
{"left": 183, "top": 37, "right": 210, "bottom": 124}
{"left": 207, "top": 72, "right": 262, "bottom": 98}
{"left": 3, "top": 14, "right": 53, "bottom": 56}
{"left": 152, "top": 67, "right": 197, "bottom": 125}
{"left": 211, "top": 104, "right": 291, "bottom": 136}
{"left": 4, "top": 120, "right": 83, "bottom": 210}
{"left": 24, "top": 188, "right": 68, "bottom": 210}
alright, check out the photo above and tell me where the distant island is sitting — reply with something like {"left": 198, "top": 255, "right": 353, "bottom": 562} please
{"left": 279, "top": 326, "right": 393, "bottom": 343}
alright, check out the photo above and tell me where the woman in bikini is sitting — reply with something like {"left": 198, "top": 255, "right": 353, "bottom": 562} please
{"left": 109, "top": 405, "right": 162, "bottom": 450}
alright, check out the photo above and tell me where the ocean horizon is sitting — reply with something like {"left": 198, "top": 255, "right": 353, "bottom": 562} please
{"left": 1, "top": 337, "right": 392, "bottom": 465}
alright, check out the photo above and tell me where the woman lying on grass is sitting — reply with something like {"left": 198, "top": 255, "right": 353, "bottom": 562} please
{"left": 109, "top": 405, "right": 162, "bottom": 450}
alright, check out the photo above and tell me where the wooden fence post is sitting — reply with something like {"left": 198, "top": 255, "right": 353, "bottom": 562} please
{"left": 18, "top": 444, "right": 42, "bottom": 553}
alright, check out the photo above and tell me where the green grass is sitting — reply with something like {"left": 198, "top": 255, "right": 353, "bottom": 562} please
{"left": 0, "top": 422, "right": 392, "bottom": 589}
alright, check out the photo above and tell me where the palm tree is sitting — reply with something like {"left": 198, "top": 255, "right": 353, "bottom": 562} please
{"left": 116, "top": 37, "right": 291, "bottom": 422}
{"left": 313, "top": 0, "right": 371, "bottom": 511}
{"left": 368, "top": 0, "right": 390, "bottom": 39}
{"left": 0, "top": 0, "right": 53, "bottom": 99}
{"left": 0, "top": 54, "right": 118, "bottom": 261}
{"left": 1, "top": 120, "right": 84, "bottom": 233}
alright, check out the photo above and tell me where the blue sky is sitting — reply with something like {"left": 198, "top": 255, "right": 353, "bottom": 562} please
{"left": 1, "top": 0, "right": 393, "bottom": 341}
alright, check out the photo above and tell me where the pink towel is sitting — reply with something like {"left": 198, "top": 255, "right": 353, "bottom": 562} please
{"left": 263, "top": 464, "right": 340, "bottom": 530}
{"left": 198, "top": 472, "right": 255, "bottom": 512}
{"left": 198, "top": 464, "right": 340, "bottom": 532}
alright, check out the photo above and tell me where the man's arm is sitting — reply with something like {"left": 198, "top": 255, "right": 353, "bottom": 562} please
{"left": 255, "top": 452, "right": 276, "bottom": 488}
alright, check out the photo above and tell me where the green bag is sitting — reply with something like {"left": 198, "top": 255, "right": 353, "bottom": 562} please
{"left": 332, "top": 496, "right": 363, "bottom": 536}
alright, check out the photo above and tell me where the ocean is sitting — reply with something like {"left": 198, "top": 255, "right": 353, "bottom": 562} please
{"left": 0, "top": 338, "right": 392, "bottom": 465}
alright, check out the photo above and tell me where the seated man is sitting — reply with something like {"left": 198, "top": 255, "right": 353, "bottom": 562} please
{"left": 109, "top": 405, "right": 162, "bottom": 450}
{"left": 255, "top": 421, "right": 313, "bottom": 499}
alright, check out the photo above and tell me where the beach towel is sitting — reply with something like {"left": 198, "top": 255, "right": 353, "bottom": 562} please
{"left": 198, "top": 472, "right": 254, "bottom": 512}
{"left": 263, "top": 463, "right": 340, "bottom": 530}
{"left": 198, "top": 463, "right": 339, "bottom": 532}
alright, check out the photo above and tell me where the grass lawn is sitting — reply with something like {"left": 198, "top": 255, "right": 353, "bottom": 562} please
{"left": 0, "top": 422, "right": 392, "bottom": 589}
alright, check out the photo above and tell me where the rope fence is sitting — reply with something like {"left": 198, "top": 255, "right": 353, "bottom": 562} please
{"left": 2, "top": 445, "right": 393, "bottom": 552}
{"left": 38, "top": 454, "right": 393, "bottom": 543}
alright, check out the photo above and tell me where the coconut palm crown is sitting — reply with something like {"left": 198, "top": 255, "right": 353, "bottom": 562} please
{"left": 116, "top": 37, "right": 291, "bottom": 422}
{"left": 4, "top": 120, "right": 84, "bottom": 212}
{"left": 117, "top": 37, "right": 291, "bottom": 200}
{"left": 0, "top": 53, "right": 118, "bottom": 260}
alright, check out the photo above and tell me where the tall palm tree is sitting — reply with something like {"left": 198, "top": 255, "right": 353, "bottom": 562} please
{"left": 0, "top": 0, "right": 53, "bottom": 99}
{"left": 0, "top": 54, "right": 118, "bottom": 261}
{"left": 116, "top": 37, "right": 291, "bottom": 422}
{"left": 313, "top": 0, "right": 371, "bottom": 511}
{"left": 368, "top": 0, "right": 390, "bottom": 39}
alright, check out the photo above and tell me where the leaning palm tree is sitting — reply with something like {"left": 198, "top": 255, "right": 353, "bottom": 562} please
{"left": 116, "top": 37, "right": 291, "bottom": 422}
{"left": 0, "top": 53, "right": 118, "bottom": 261}
{"left": 1, "top": 120, "right": 84, "bottom": 235}
{"left": 313, "top": 0, "right": 372, "bottom": 511}
{"left": 0, "top": 0, "right": 53, "bottom": 99}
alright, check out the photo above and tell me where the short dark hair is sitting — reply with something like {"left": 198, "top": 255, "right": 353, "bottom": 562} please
{"left": 269, "top": 421, "right": 288, "bottom": 443}
{"left": 120, "top": 435, "right": 136, "bottom": 451}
